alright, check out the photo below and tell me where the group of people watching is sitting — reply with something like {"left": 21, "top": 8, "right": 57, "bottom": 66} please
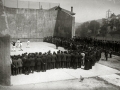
{"left": 11, "top": 49, "right": 100, "bottom": 76}
{"left": 44, "top": 36, "right": 120, "bottom": 57}
{"left": 11, "top": 36, "right": 118, "bottom": 76}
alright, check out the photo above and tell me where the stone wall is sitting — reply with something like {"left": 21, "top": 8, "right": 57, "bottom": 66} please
{"left": 0, "top": 35, "right": 11, "bottom": 86}
{"left": 4, "top": 7, "right": 58, "bottom": 41}
{"left": 0, "top": 0, "right": 11, "bottom": 86}
{"left": 2, "top": 6, "right": 75, "bottom": 40}
{"left": 54, "top": 10, "right": 73, "bottom": 38}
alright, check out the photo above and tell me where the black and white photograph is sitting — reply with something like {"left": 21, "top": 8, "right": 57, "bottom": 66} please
{"left": 0, "top": 0, "right": 120, "bottom": 90}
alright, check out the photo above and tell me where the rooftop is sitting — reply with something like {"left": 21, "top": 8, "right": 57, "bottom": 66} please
{"left": 50, "top": 6, "right": 75, "bottom": 16}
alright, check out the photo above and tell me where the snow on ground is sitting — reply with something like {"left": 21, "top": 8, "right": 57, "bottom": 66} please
{"left": 10, "top": 42, "right": 120, "bottom": 86}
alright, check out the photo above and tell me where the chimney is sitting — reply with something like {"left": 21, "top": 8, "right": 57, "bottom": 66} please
{"left": 71, "top": 6, "right": 73, "bottom": 13}
{"left": 41, "top": 5, "right": 43, "bottom": 10}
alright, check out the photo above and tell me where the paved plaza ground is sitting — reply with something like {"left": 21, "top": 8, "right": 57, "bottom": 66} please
{"left": 0, "top": 42, "right": 120, "bottom": 90}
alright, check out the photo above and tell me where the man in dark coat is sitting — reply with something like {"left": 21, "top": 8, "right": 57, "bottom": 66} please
{"left": 11, "top": 56, "right": 16, "bottom": 75}
{"left": 36, "top": 55, "right": 42, "bottom": 72}
{"left": 71, "top": 52, "right": 74, "bottom": 68}
{"left": 30, "top": 55, "right": 35, "bottom": 73}
{"left": 78, "top": 53, "right": 83, "bottom": 68}
{"left": 60, "top": 51, "right": 64, "bottom": 68}
{"left": 13, "top": 56, "right": 19, "bottom": 75}
{"left": 26, "top": 55, "right": 31, "bottom": 75}
{"left": 62, "top": 51, "right": 67, "bottom": 68}
{"left": 47, "top": 52, "right": 52, "bottom": 69}
{"left": 56, "top": 51, "right": 61, "bottom": 68}
{"left": 66, "top": 52, "right": 71, "bottom": 68}
{"left": 74, "top": 52, "right": 78, "bottom": 69}
{"left": 22, "top": 55, "right": 27, "bottom": 74}
{"left": 104, "top": 49, "right": 108, "bottom": 61}
{"left": 51, "top": 52, "right": 57, "bottom": 69}
{"left": 109, "top": 49, "right": 112, "bottom": 58}
{"left": 84, "top": 53, "right": 90, "bottom": 70}
{"left": 17, "top": 56, "right": 23, "bottom": 74}
{"left": 42, "top": 54, "right": 47, "bottom": 72}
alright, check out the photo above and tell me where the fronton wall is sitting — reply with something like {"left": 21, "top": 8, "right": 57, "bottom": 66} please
{"left": 4, "top": 7, "right": 58, "bottom": 41}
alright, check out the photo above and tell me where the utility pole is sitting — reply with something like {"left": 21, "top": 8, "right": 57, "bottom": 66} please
{"left": 106, "top": 9, "right": 111, "bottom": 18}
{"left": 28, "top": 1, "right": 30, "bottom": 38}
{"left": 16, "top": 0, "right": 19, "bottom": 32}
{"left": 39, "top": 2, "right": 40, "bottom": 9}
{"left": 58, "top": 3, "right": 60, "bottom": 7}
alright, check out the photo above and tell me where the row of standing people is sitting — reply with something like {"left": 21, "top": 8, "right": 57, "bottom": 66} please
{"left": 44, "top": 36, "right": 102, "bottom": 69}
{"left": 73, "top": 37, "right": 120, "bottom": 56}
{"left": 44, "top": 36, "right": 113, "bottom": 61}
{"left": 44, "top": 36, "right": 120, "bottom": 56}
{"left": 11, "top": 47, "right": 101, "bottom": 75}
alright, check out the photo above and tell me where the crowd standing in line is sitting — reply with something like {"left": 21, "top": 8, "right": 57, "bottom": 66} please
{"left": 44, "top": 36, "right": 120, "bottom": 57}
{"left": 11, "top": 36, "right": 120, "bottom": 75}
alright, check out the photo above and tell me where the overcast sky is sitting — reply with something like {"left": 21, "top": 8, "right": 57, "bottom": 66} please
{"left": 2, "top": 0, "right": 120, "bottom": 23}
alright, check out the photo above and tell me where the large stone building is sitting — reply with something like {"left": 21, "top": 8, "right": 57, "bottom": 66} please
{"left": 0, "top": 0, "right": 75, "bottom": 41}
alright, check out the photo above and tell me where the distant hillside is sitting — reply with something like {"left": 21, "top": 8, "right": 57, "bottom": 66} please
{"left": 75, "top": 22, "right": 82, "bottom": 29}
{"left": 96, "top": 19, "right": 103, "bottom": 25}
{"left": 75, "top": 19, "right": 103, "bottom": 29}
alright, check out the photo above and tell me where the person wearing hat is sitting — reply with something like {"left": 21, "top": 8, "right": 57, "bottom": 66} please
{"left": 51, "top": 52, "right": 57, "bottom": 69}
{"left": 13, "top": 56, "right": 19, "bottom": 75}
{"left": 61, "top": 51, "right": 65, "bottom": 68}
{"left": 71, "top": 52, "right": 75, "bottom": 68}
{"left": 63, "top": 51, "right": 67, "bottom": 68}
{"left": 47, "top": 52, "right": 52, "bottom": 70}
{"left": 74, "top": 52, "right": 79, "bottom": 69}
{"left": 56, "top": 51, "right": 61, "bottom": 68}
{"left": 30, "top": 55, "right": 36, "bottom": 73}
{"left": 25, "top": 55, "right": 31, "bottom": 75}
{"left": 78, "top": 52, "right": 83, "bottom": 68}
{"left": 41, "top": 53, "right": 47, "bottom": 72}
{"left": 36, "top": 55, "right": 41, "bottom": 72}
{"left": 84, "top": 53, "right": 90, "bottom": 70}
{"left": 104, "top": 49, "right": 108, "bottom": 61}
{"left": 11, "top": 56, "right": 16, "bottom": 75}
{"left": 17, "top": 55, "right": 23, "bottom": 74}
{"left": 22, "top": 55, "right": 28, "bottom": 74}
{"left": 66, "top": 51, "right": 71, "bottom": 68}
